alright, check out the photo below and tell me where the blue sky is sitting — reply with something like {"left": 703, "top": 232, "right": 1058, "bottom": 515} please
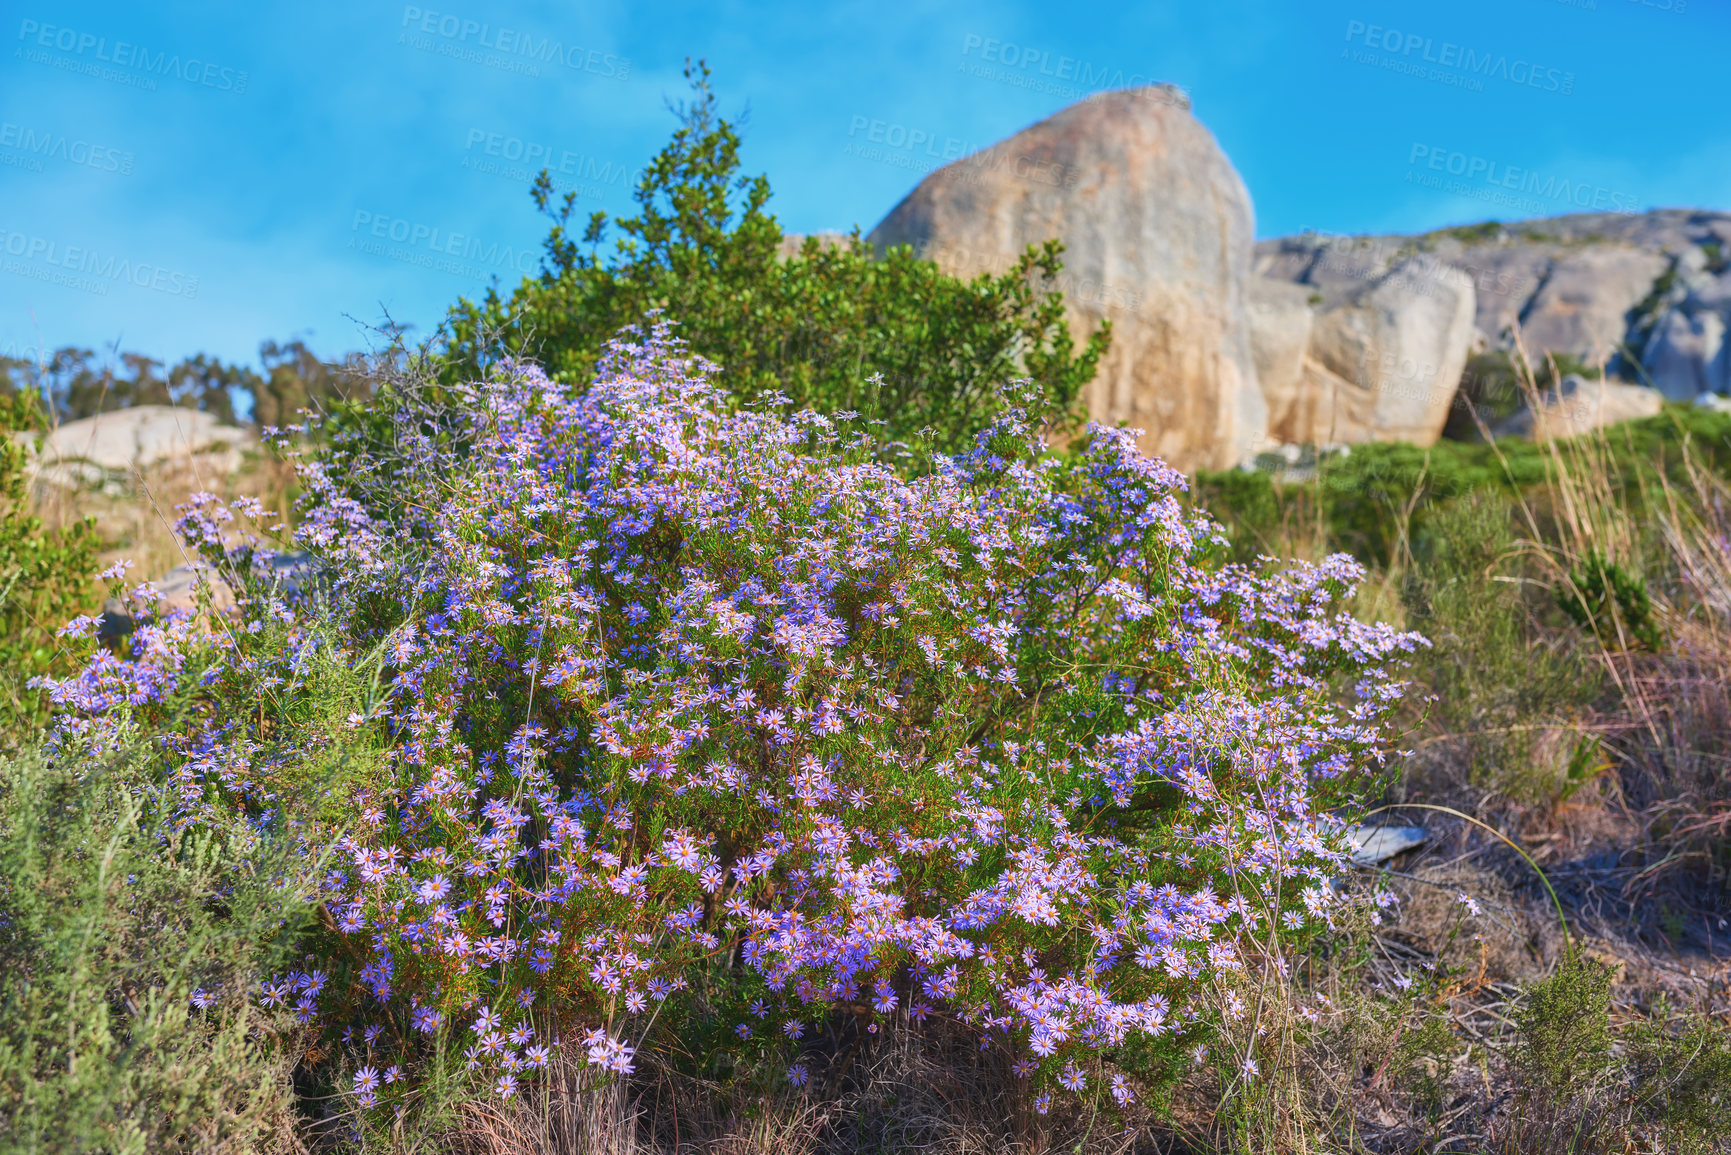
{"left": 1, "top": 0, "right": 1726, "bottom": 373}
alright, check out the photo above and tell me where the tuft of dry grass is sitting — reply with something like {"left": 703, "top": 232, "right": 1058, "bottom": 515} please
{"left": 423, "top": 1022, "right": 1146, "bottom": 1155}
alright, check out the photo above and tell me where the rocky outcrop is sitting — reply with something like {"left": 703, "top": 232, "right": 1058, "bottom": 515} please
{"left": 1637, "top": 254, "right": 1731, "bottom": 401}
{"left": 1254, "top": 211, "right": 1731, "bottom": 360}
{"left": 867, "top": 85, "right": 1265, "bottom": 471}
{"left": 1518, "top": 247, "right": 1670, "bottom": 366}
{"left": 1642, "top": 306, "right": 1728, "bottom": 400}
{"left": 1255, "top": 258, "right": 1475, "bottom": 446}
{"left": 1251, "top": 210, "right": 1731, "bottom": 440}
{"left": 22, "top": 405, "right": 256, "bottom": 489}
{"left": 858, "top": 80, "right": 1730, "bottom": 458}
{"left": 1492, "top": 374, "right": 1664, "bottom": 440}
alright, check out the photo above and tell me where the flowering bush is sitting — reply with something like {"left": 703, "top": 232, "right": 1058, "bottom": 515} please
{"left": 38, "top": 325, "right": 1421, "bottom": 1125}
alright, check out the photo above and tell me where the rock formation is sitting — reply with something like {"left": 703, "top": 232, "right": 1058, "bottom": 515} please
{"left": 21, "top": 405, "right": 256, "bottom": 489}
{"left": 1275, "top": 257, "right": 1476, "bottom": 446}
{"left": 1636, "top": 246, "right": 1731, "bottom": 401}
{"left": 1254, "top": 210, "right": 1731, "bottom": 414}
{"left": 866, "top": 85, "right": 1266, "bottom": 471}
{"left": 1517, "top": 247, "right": 1670, "bottom": 366}
{"left": 852, "top": 76, "right": 1731, "bottom": 459}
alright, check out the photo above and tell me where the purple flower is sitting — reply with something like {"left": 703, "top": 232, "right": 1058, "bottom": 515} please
{"left": 416, "top": 874, "right": 451, "bottom": 903}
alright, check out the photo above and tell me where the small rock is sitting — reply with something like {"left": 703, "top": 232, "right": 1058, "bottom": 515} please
{"left": 1346, "top": 824, "right": 1428, "bottom": 864}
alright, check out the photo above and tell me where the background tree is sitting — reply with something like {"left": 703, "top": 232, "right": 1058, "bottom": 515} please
{"left": 252, "top": 339, "right": 373, "bottom": 430}
{"left": 0, "top": 341, "right": 371, "bottom": 431}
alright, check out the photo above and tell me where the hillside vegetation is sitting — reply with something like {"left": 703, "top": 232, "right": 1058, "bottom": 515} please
{"left": 1, "top": 67, "right": 1727, "bottom": 1155}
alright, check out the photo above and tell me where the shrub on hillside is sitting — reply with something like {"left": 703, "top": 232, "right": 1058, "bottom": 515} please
{"left": 1503, "top": 956, "right": 1731, "bottom": 1154}
{"left": 36, "top": 325, "right": 1421, "bottom": 1140}
{"left": 442, "top": 62, "right": 1108, "bottom": 457}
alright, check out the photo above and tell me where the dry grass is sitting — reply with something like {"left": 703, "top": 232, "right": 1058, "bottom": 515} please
{"left": 419, "top": 1023, "right": 1146, "bottom": 1155}
{"left": 31, "top": 446, "right": 296, "bottom": 601}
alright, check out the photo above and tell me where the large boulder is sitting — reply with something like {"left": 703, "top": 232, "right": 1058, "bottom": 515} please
{"left": 1493, "top": 374, "right": 1664, "bottom": 440}
{"left": 23, "top": 405, "right": 255, "bottom": 488}
{"left": 1295, "top": 257, "right": 1477, "bottom": 445}
{"left": 866, "top": 85, "right": 1266, "bottom": 471}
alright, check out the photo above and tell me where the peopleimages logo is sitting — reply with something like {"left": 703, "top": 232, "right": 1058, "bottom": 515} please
{"left": 842, "top": 118, "right": 1087, "bottom": 194}
{"left": 398, "top": 8, "right": 630, "bottom": 80}
{"left": 349, "top": 210, "right": 539, "bottom": 282}
{"left": 958, "top": 34, "right": 1183, "bottom": 99}
{"left": 462, "top": 130, "right": 633, "bottom": 186}
{"left": 1342, "top": 20, "right": 1575, "bottom": 95}
{"left": 1407, "top": 144, "right": 1639, "bottom": 214}
{"left": 0, "top": 228, "right": 199, "bottom": 298}
{"left": 0, "top": 122, "right": 134, "bottom": 175}
{"left": 844, "top": 116, "right": 985, "bottom": 164}
{"left": 15, "top": 19, "right": 249, "bottom": 94}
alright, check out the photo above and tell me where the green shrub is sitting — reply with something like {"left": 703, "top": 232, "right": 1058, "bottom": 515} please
{"left": 40, "top": 330, "right": 1425, "bottom": 1135}
{"left": 1514, "top": 955, "right": 1614, "bottom": 1107}
{"left": 441, "top": 61, "right": 1108, "bottom": 457}
{"left": 1559, "top": 547, "right": 1663, "bottom": 651}
{"left": 0, "top": 743, "right": 325, "bottom": 1152}
{"left": 1624, "top": 998, "right": 1731, "bottom": 1153}
{"left": 0, "top": 392, "right": 100, "bottom": 744}
{"left": 1507, "top": 961, "right": 1731, "bottom": 1154}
